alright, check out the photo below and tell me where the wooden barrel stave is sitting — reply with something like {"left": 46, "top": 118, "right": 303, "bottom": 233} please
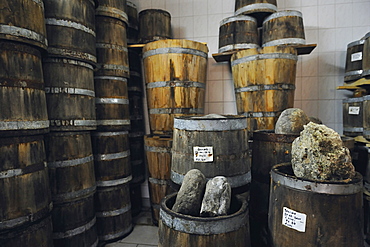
{"left": 95, "top": 0, "right": 128, "bottom": 23}
{"left": 345, "top": 39, "right": 365, "bottom": 82}
{"left": 342, "top": 96, "right": 365, "bottom": 137}
{"left": 127, "top": 1, "right": 139, "bottom": 44}
{"left": 139, "top": 9, "right": 171, "bottom": 43}
{"left": 362, "top": 32, "right": 370, "bottom": 77}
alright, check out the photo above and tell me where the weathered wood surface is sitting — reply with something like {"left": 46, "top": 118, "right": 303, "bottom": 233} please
{"left": 127, "top": 1, "right": 139, "bottom": 44}
{"left": 0, "top": 41, "right": 49, "bottom": 136}
{"left": 363, "top": 32, "right": 370, "bottom": 77}
{"left": 95, "top": 0, "right": 128, "bottom": 23}
{"left": 139, "top": 9, "right": 171, "bottom": 43}
{"left": 345, "top": 39, "right": 364, "bottom": 82}
{"left": 342, "top": 96, "right": 365, "bottom": 137}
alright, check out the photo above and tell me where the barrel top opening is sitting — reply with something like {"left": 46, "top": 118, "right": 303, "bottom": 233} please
{"left": 142, "top": 39, "right": 209, "bottom": 54}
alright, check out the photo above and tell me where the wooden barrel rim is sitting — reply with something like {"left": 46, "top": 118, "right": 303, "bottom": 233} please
{"left": 263, "top": 10, "right": 303, "bottom": 24}
{"left": 231, "top": 52, "right": 298, "bottom": 66}
{"left": 173, "top": 115, "right": 247, "bottom": 131}
{"left": 0, "top": 25, "right": 48, "bottom": 50}
{"left": 139, "top": 9, "right": 170, "bottom": 17}
{"left": 95, "top": 6, "right": 128, "bottom": 24}
{"left": 235, "top": 2, "right": 277, "bottom": 15}
{"left": 160, "top": 193, "right": 248, "bottom": 235}
{"left": 220, "top": 15, "right": 257, "bottom": 26}
{"left": 253, "top": 130, "right": 298, "bottom": 143}
{"left": 142, "top": 46, "right": 208, "bottom": 59}
{"left": 143, "top": 39, "right": 208, "bottom": 54}
{"left": 271, "top": 163, "right": 363, "bottom": 195}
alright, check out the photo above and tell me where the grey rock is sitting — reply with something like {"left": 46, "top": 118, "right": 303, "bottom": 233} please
{"left": 291, "top": 122, "right": 356, "bottom": 181}
{"left": 275, "top": 108, "right": 310, "bottom": 134}
{"left": 200, "top": 176, "right": 231, "bottom": 217}
{"left": 172, "top": 169, "right": 206, "bottom": 216}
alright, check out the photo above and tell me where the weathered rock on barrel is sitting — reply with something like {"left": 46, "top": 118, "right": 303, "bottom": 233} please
{"left": 200, "top": 176, "right": 231, "bottom": 217}
{"left": 291, "top": 122, "right": 356, "bottom": 181}
{"left": 275, "top": 108, "right": 310, "bottom": 135}
{"left": 172, "top": 169, "right": 206, "bottom": 216}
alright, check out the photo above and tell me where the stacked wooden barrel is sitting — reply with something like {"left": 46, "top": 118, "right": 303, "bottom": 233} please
{"left": 0, "top": 0, "right": 53, "bottom": 246}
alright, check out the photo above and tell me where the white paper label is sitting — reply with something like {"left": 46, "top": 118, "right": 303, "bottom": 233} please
{"left": 349, "top": 106, "right": 360, "bottom": 115}
{"left": 193, "top": 146, "right": 213, "bottom": 162}
{"left": 351, "top": 52, "right": 362, "bottom": 62}
{"left": 282, "top": 207, "right": 307, "bottom": 232}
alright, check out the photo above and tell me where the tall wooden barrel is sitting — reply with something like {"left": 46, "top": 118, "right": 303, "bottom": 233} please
{"left": 43, "top": 57, "right": 97, "bottom": 131}
{"left": 159, "top": 193, "right": 251, "bottom": 247}
{"left": 231, "top": 46, "right": 298, "bottom": 132}
{"left": 95, "top": 0, "right": 128, "bottom": 23}
{"left": 218, "top": 15, "right": 259, "bottom": 53}
{"left": 235, "top": 0, "right": 277, "bottom": 26}
{"left": 0, "top": 0, "right": 48, "bottom": 50}
{"left": 94, "top": 76, "right": 130, "bottom": 131}
{"left": 269, "top": 163, "right": 363, "bottom": 247}
{"left": 342, "top": 96, "right": 366, "bottom": 137}
{"left": 262, "top": 10, "right": 305, "bottom": 47}
{"left": 362, "top": 32, "right": 370, "bottom": 77}
{"left": 0, "top": 41, "right": 49, "bottom": 136}
{"left": 139, "top": 9, "right": 171, "bottom": 43}
{"left": 344, "top": 39, "right": 365, "bottom": 82}
{"left": 95, "top": 15, "right": 129, "bottom": 77}
{"left": 142, "top": 39, "right": 208, "bottom": 135}
{"left": 0, "top": 135, "right": 52, "bottom": 231}
{"left": 127, "top": 1, "right": 139, "bottom": 44}
{"left": 144, "top": 135, "right": 175, "bottom": 225}
{"left": 44, "top": 0, "right": 97, "bottom": 65}
{"left": 45, "top": 131, "right": 98, "bottom": 247}
{"left": 171, "top": 115, "right": 251, "bottom": 193}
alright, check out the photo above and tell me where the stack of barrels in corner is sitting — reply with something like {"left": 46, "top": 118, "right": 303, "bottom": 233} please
{"left": 0, "top": 0, "right": 53, "bottom": 246}
{"left": 93, "top": 0, "right": 133, "bottom": 243}
{"left": 42, "top": 0, "right": 99, "bottom": 246}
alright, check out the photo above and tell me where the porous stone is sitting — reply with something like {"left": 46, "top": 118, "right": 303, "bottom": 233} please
{"left": 172, "top": 169, "right": 206, "bottom": 216}
{"left": 275, "top": 108, "right": 310, "bottom": 134}
{"left": 200, "top": 176, "right": 231, "bottom": 217}
{"left": 291, "top": 122, "right": 356, "bottom": 181}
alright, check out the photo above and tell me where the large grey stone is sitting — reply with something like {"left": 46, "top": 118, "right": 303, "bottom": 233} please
{"left": 172, "top": 169, "right": 206, "bottom": 216}
{"left": 291, "top": 122, "right": 356, "bottom": 181}
{"left": 275, "top": 108, "right": 310, "bottom": 134}
{"left": 200, "top": 176, "right": 231, "bottom": 217}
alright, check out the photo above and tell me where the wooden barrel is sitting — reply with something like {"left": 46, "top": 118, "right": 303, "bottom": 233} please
{"left": 43, "top": 57, "right": 97, "bottom": 131}
{"left": 262, "top": 10, "right": 305, "bottom": 47}
{"left": 344, "top": 39, "right": 365, "bottom": 82}
{"left": 235, "top": 0, "right": 277, "bottom": 26}
{"left": 0, "top": 135, "right": 52, "bottom": 231}
{"left": 342, "top": 96, "right": 366, "bottom": 137}
{"left": 130, "top": 183, "right": 142, "bottom": 217}
{"left": 95, "top": 0, "right": 128, "bottom": 23}
{"left": 159, "top": 193, "right": 251, "bottom": 247}
{"left": 269, "top": 163, "right": 363, "bottom": 247}
{"left": 231, "top": 46, "right": 298, "bottom": 132}
{"left": 129, "top": 131, "right": 145, "bottom": 184}
{"left": 45, "top": 131, "right": 98, "bottom": 247}
{"left": 0, "top": 216, "right": 53, "bottom": 247}
{"left": 139, "top": 9, "right": 171, "bottom": 43}
{"left": 0, "top": 40, "right": 49, "bottom": 136}
{"left": 128, "top": 48, "right": 143, "bottom": 94}
{"left": 218, "top": 15, "right": 259, "bottom": 53}
{"left": 143, "top": 39, "right": 208, "bottom": 135}
{"left": 171, "top": 115, "right": 251, "bottom": 193}
{"left": 95, "top": 15, "right": 129, "bottom": 77}
{"left": 94, "top": 76, "right": 130, "bottom": 131}
{"left": 0, "top": 0, "right": 47, "bottom": 50}
{"left": 144, "top": 135, "right": 175, "bottom": 225}
{"left": 127, "top": 1, "right": 139, "bottom": 44}
{"left": 44, "top": 0, "right": 97, "bottom": 65}
{"left": 364, "top": 188, "right": 370, "bottom": 245}
{"left": 363, "top": 32, "right": 370, "bottom": 77}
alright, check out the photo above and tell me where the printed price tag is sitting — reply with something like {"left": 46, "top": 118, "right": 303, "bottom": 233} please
{"left": 193, "top": 147, "right": 213, "bottom": 162}
{"left": 282, "top": 207, "right": 307, "bottom": 232}
{"left": 351, "top": 52, "right": 362, "bottom": 62}
{"left": 349, "top": 106, "right": 360, "bottom": 115}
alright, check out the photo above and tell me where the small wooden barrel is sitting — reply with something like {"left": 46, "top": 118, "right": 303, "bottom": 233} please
{"left": 45, "top": 131, "right": 98, "bottom": 247}
{"left": 43, "top": 57, "right": 97, "bottom": 131}
{"left": 231, "top": 46, "right": 298, "bottom": 132}
{"left": 44, "top": 0, "right": 97, "bottom": 65}
{"left": 363, "top": 32, "right": 370, "bottom": 77}
{"left": 95, "top": 0, "right": 128, "bottom": 23}
{"left": 94, "top": 76, "right": 130, "bottom": 131}
{"left": 127, "top": 1, "right": 139, "bottom": 44}
{"left": 95, "top": 15, "right": 129, "bottom": 77}
{"left": 144, "top": 135, "right": 175, "bottom": 225}
{"left": 342, "top": 96, "right": 366, "bottom": 137}
{"left": 0, "top": 41, "right": 49, "bottom": 136}
{"left": 262, "top": 10, "right": 305, "bottom": 47}
{"left": 0, "top": 216, "right": 54, "bottom": 247}
{"left": 143, "top": 39, "right": 208, "bottom": 135}
{"left": 0, "top": 0, "right": 48, "bottom": 50}
{"left": 269, "top": 163, "right": 363, "bottom": 247}
{"left": 159, "top": 193, "right": 251, "bottom": 247}
{"left": 171, "top": 115, "right": 251, "bottom": 193}
{"left": 218, "top": 15, "right": 259, "bottom": 53}
{"left": 139, "top": 9, "right": 171, "bottom": 43}
{"left": 0, "top": 135, "right": 52, "bottom": 231}
{"left": 235, "top": 0, "right": 277, "bottom": 26}
{"left": 345, "top": 39, "right": 365, "bottom": 82}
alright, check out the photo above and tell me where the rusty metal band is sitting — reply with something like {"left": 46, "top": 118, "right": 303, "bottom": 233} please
{"left": 144, "top": 145, "right": 171, "bottom": 153}
{"left": 49, "top": 119, "right": 97, "bottom": 127}
{"left": 94, "top": 76, "right": 127, "bottom": 82}
{"left": 48, "top": 155, "right": 93, "bottom": 168}
{"left": 149, "top": 177, "right": 170, "bottom": 185}
{"left": 174, "top": 116, "right": 247, "bottom": 131}
{"left": 46, "top": 47, "right": 97, "bottom": 63}
{"left": 94, "top": 150, "right": 130, "bottom": 161}
{"left": 149, "top": 108, "right": 204, "bottom": 114}
{"left": 51, "top": 185, "right": 96, "bottom": 203}
{"left": 219, "top": 43, "right": 259, "bottom": 53}
{"left": 96, "top": 43, "right": 128, "bottom": 52}
{"left": 95, "top": 98, "right": 129, "bottom": 104}
{"left": 91, "top": 131, "right": 128, "bottom": 137}
{"left": 0, "top": 25, "right": 48, "bottom": 46}
{"left": 147, "top": 80, "right": 205, "bottom": 89}
{"left": 45, "top": 87, "right": 95, "bottom": 97}
{"left": 43, "top": 57, "right": 94, "bottom": 70}
{"left": 52, "top": 217, "right": 96, "bottom": 239}
{"left": 45, "top": 18, "right": 95, "bottom": 36}
{"left": 0, "top": 161, "right": 47, "bottom": 179}
{"left": 98, "top": 224, "right": 133, "bottom": 241}
{"left": 231, "top": 52, "right": 298, "bottom": 66}
{"left": 235, "top": 84, "right": 295, "bottom": 93}
{"left": 95, "top": 6, "right": 128, "bottom": 24}
{"left": 143, "top": 47, "right": 208, "bottom": 59}
{"left": 96, "top": 204, "right": 131, "bottom": 217}
{"left": 96, "top": 175, "right": 132, "bottom": 187}
{"left": 95, "top": 119, "right": 130, "bottom": 126}
{"left": 220, "top": 15, "right": 257, "bottom": 26}
{"left": 263, "top": 38, "right": 306, "bottom": 47}
{"left": 263, "top": 10, "right": 303, "bottom": 23}
{"left": 235, "top": 3, "right": 277, "bottom": 15}
{"left": 362, "top": 69, "right": 370, "bottom": 77}
{"left": 0, "top": 120, "right": 49, "bottom": 130}
{"left": 96, "top": 64, "right": 130, "bottom": 72}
